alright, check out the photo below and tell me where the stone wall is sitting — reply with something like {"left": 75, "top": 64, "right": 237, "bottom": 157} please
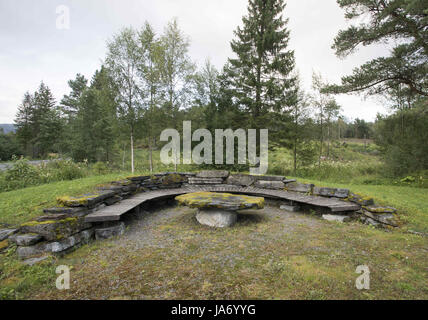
{"left": 0, "top": 171, "right": 398, "bottom": 263}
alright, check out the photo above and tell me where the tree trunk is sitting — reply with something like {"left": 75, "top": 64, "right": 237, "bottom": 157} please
{"left": 149, "top": 137, "right": 153, "bottom": 173}
{"left": 122, "top": 142, "right": 126, "bottom": 170}
{"left": 293, "top": 137, "right": 297, "bottom": 176}
{"left": 327, "top": 122, "right": 331, "bottom": 158}
{"left": 319, "top": 107, "right": 323, "bottom": 167}
{"left": 293, "top": 106, "right": 298, "bottom": 176}
{"left": 130, "top": 131, "right": 135, "bottom": 174}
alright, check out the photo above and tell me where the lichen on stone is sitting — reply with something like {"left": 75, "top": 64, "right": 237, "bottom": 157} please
{"left": 162, "top": 173, "right": 186, "bottom": 185}
{"left": 175, "top": 192, "right": 264, "bottom": 210}
{"left": 21, "top": 217, "right": 78, "bottom": 227}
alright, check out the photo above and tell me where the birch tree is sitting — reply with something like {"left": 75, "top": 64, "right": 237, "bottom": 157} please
{"left": 106, "top": 27, "right": 142, "bottom": 173}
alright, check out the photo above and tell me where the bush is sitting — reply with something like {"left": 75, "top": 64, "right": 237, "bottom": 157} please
{"left": 44, "top": 159, "right": 86, "bottom": 181}
{"left": 92, "top": 162, "right": 110, "bottom": 175}
{"left": 2, "top": 157, "right": 40, "bottom": 191}
{"left": 0, "top": 158, "right": 86, "bottom": 193}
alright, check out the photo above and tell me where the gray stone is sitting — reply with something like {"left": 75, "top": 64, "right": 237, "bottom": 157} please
{"left": 280, "top": 204, "right": 300, "bottom": 212}
{"left": 319, "top": 188, "right": 337, "bottom": 197}
{"left": 362, "top": 210, "right": 398, "bottom": 227}
{"left": 255, "top": 180, "right": 285, "bottom": 190}
{"left": 57, "top": 190, "right": 116, "bottom": 207}
{"left": 196, "top": 170, "right": 229, "bottom": 179}
{"left": 176, "top": 192, "right": 264, "bottom": 211}
{"left": 21, "top": 218, "right": 92, "bottom": 241}
{"left": 322, "top": 214, "right": 351, "bottom": 223}
{"left": 17, "top": 242, "right": 52, "bottom": 259}
{"left": 50, "top": 229, "right": 94, "bottom": 253}
{"left": 9, "top": 233, "right": 43, "bottom": 246}
{"left": 348, "top": 193, "right": 374, "bottom": 206}
{"left": 285, "top": 182, "right": 314, "bottom": 193}
{"left": 364, "top": 206, "right": 397, "bottom": 214}
{"left": 96, "top": 185, "right": 125, "bottom": 194}
{"left": 121, "top": 184, "right": 138, "bottom": 193}
{"left": 95, "top": 222, "right": 125, "bottom": 240}
{"left": 283, "top": 179, "right": 297, "bottom": 184}
{"left": 254, "top": 175, "right": 286, "bottom": 182}
{"left": 127, "top": 175, "right": 151, "bottom": 182}
{"left": 312, "top": 187, "right": 322, "bottom": 196}
{"left": 196, "top": 209, "right": 237, "bottom": 228}
{"left": 188, "top": 177, "right": 224, "bottom": 185}
{"left": 43, "top": 207, "right": 87, "bottom": 215}
{"left": 334, "top": 188, "right": 350, "bottom": 198}
{"left": 376, "top": 214, "right": 397, "bottom": 226}
{"left": 23, "top": 256, "right": 50, "bottom": 266}
{"left": 226, "top": 174, "right": 256, "bottom": 187}
{"left": 104, "top": 195, "right": 123, "bottom": 206}
{"left": 36, "top": 214, "right": 69, "bottom": 222}
{"left": 360, "top": 216, "right": 380, "bottom": 227}
{"left": 0, "top": 228, "right": 18, "bottom": 241}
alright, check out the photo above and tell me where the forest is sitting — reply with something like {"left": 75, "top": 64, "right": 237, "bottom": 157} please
{"left": 0, "top": 0, "right": 426, "bottom": 192}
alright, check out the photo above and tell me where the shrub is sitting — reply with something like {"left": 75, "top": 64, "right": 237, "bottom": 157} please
{"left": 92, "top": 162, "right": 110, "bottom": 175}
{"left": 0, "top": 158, "right": 86, "bottom": 193}
{"left": 3, "top": 157, "right": 40, "bottom": 189}
{"left": 46, "top": 160, "right": 86, "bottom": 181}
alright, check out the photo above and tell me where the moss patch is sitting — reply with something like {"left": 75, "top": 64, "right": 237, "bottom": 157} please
{"left": 176, "top": 192, "right": 264, "bottom": 210}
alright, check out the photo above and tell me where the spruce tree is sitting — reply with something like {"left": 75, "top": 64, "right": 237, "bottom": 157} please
{"left": 32, "top": 82, "right": 62, "bottom": 157}
{"left": 225, "top": 0, "right": 298, "bottom": 130}
{"left": 15, "top": 92, "right": 34, "bottom": 155}
{"left": 61, "top": 74, "right": 88, "bottom": 118}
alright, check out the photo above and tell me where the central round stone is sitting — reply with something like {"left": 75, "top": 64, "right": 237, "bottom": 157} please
{"left": 175, "top": 192, "right": 265, "bottom": 228}
{"left": 196, "top": 208, "right": 238, "bottom": 228}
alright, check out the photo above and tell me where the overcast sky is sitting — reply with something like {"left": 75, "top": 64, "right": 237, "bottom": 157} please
{"left": 0, "top": 0, "right": 392, "bottom": 124}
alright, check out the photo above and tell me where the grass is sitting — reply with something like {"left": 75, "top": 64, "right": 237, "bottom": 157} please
{"left": 0, "top": 173, "right": 134, "bottom": 226}
{"left": 1, "top": 206, "right": 427, "bottom": 300}
{"left": 293, "top": 178, "right": 428, "bottom": 233}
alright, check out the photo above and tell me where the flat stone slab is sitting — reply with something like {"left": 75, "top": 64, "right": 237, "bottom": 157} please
{"left": 176, "top": 192, "right": 265, "bottom": 211}
{"left": 196, "top": 170, "right": 229, "bottom": 179}
{"left": 280, "top": 204, "right": 300, "bottom": 212}
{"left": 0, "top": 228, "right": 17, "bottom": 241}
{"left": 188, "top": 178, "right": 224, "bottom": 185}
{"left": 286, "top": 182, "right": 314, "bottom": 193}
{"left": 57, "top": 191, "right": 115, "bottom": 207}
{"left": 196, "top": 209, "right": 237, "bottom": 228}
{"left": 364, "top": 206, "right": 397, "bottom": 214}
{"left": 9, "top": 233, "right": 43, "bottom": 246}
{"left": 253, "top": 175, "right": 285, "bottom": 182}
{"left": 254, "top": 180, "right": 285, "bottom": 190}
{"left": 322, "top": 214, "right": 351, "bottom": 223}
{"left": 226, "top": 174, "right": 256, "bottom": 187}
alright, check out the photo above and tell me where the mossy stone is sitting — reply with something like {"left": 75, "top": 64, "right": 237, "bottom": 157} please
{"left": 176, "top": 192, "right": 264, "bottom": 211}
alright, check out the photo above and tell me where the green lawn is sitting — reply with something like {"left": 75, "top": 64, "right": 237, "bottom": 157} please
{"left": 0, "top": 173, "right": 133, "bottom": 226}
{"left": 294, "top": 178, "right": 428, "bottom": 233}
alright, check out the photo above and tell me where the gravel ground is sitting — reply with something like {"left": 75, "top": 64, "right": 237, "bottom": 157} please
{"left": 116, "top": 202, "right": 323, "bottom": 252}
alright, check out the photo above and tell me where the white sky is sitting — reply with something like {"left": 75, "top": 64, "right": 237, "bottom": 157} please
{"left": 0, "top": 0, "right": 391, "bottom": 123}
